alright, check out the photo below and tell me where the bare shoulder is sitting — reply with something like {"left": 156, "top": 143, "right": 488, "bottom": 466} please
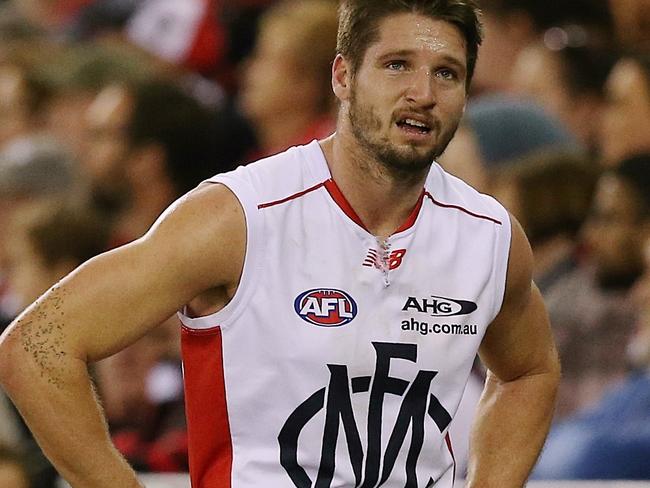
{"left": 140, "top": 181, "right": 246, "bottom": 292}
{"left": 500, "top": 213, "right": 534, "bottom": 314}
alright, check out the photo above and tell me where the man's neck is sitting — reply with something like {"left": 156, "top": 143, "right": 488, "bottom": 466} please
{"left": 320, "top": 132, "right": 429, "bottom": 238}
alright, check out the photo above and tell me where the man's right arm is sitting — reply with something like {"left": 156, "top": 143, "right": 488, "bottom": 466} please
{"left": 0, "top": 183, "right": 246, "bottom": 487}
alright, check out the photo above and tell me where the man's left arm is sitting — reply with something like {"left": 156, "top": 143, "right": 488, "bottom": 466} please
{"left": 466, "top": 215, "right": 561, "bottom": 488}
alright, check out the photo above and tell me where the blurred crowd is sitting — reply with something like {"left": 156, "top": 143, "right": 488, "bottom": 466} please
{"left": 0, "top": 0, "right": 648, "bottom": 485}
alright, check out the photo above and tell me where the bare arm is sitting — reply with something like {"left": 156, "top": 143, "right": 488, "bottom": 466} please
{"left": 466, "top": 215, "right": 561, "bottom": 488}
{"left": 0, "top": 183, "right": 246, "bottom": 487}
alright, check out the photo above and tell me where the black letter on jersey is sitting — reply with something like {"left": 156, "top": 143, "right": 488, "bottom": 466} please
{"left": 315, "top": 364, "right": 363, "bottom": 487}
{"left": 380, "top": 370, "right": 437, "bottom": 485}
{"left": 360, "top": 342, "right": 415, "bottom": 488}
{"left": 279, "top": 388, "right": 326, "bottom": 487}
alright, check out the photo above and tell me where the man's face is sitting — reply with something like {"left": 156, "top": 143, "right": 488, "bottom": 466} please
{"left": 341, "top": 13, "right": 468, "bottom": 174}
{"left": 240, "top": 21, "right": 308, "bottom": 124}
{"left": 584, "top": 174, "right": 645, "bottom": 288}
{"left": 510, "top": 44, "right": 568, "bottom": 123}
{"left": 81, "top": 85, "right": 133, "bottom": 191}
{"left": 600, "top": 60, "right": 650, "bottom": 166}
{"left": 0, "top": 66, "right": 30, "bottom": 147}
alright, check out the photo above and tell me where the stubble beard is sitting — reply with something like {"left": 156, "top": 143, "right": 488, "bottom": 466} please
{"left": 348, "top": 88, "right": 460, "bottom": 177}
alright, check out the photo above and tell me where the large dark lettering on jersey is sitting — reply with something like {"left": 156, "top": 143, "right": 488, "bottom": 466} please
{"left": 278, "top": 342, "right": 452, "bottom": 488}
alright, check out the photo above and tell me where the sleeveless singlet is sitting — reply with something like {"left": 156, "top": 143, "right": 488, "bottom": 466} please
{"left": 179, "top": 140, "right": 512, "bottom": 487}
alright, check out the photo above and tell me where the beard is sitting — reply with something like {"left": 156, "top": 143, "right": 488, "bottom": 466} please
{"left": 348, "top": 88, "right": 461, "bottom": 175}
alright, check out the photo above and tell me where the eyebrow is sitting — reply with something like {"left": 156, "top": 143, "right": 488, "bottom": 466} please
{"left": 377, "top": 50, "right": 466, "bottom": 71}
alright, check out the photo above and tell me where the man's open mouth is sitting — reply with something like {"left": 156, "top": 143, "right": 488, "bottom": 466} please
{"left": 396, "top": 118, "right": 432, "bottom": 135}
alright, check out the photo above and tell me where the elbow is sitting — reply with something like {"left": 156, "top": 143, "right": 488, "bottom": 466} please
{"left": 531, "top": 349, "right": 562, "bottom": 404}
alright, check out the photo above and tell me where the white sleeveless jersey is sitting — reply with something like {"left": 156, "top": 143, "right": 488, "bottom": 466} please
{"left": 179, "top": 140, "right": 512, "bottom": 488}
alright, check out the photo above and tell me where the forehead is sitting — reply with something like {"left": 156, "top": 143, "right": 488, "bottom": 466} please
{"left": 368, "top": 12, "right": 467, "bottom": 62}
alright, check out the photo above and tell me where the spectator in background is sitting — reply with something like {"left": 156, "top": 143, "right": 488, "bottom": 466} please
{"left": 609, "top": 0, "right": 650, "bottom": 48}
{"left": 0, "top": 136, "right": 81, "bottom": 325}
{"left": 491, "top": 151, "right": 600, "bottom": 293}
{"left": 491, "top": 151, "right": 606, "bottom": 424}
{"left": 0, "top": 4, "right": 45, "bottom": 45}
{"left": 544, "top": 154, "right": 650, "bottom": 420}
{"left": 125, "top": 0, "right": 226, "bottom": 76}
{"left": 473, "top": 0, "right": 614, "bottom": 96}
{"left": 510, "top": 31, "right": 618, "bottom": 156}
{"left": 42, "top": 42, "right": 157, "bottom": 161}
{"left": 94, "top": 319, "right": 187, "bottom": 472}
{"left": 533, "top": 195, "right": 650, "bottom": 480}
{"left": 583, "top": 154, "right": 650, "bottom": 294}
{"left": 4, "top": 200, "right": 108, "bottom": 313}
{"left": 239, "top": 0, "right": 338, "bottom": 158}
{"left": 0, "top": 444, "right": 31, "bottom": 488}
{"left": 219, "top": 0, "right": 277, "bottom": 89}
{"left": 0, "top": 50, "right": 53, "bottom": 149}
{"left": 439, "top": 95, "right": 581, "bottom": 192}
{"left": 600, "top": 52, "right": 650, "bottom": 167}
{"left": 7, "top": 0, "right": 91, "bottom": 36}
{"left": 82, "top": 78, "right": 224, "bottom": 244}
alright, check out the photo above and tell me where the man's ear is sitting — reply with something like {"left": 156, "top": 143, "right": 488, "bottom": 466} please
{"left": 332, "top": 54, "right": 352, "bottom": 102}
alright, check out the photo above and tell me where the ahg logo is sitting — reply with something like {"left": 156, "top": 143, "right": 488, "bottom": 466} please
{"left": 278, "top": 342, "right": 452, "bottom": 488}
{"left": 402, "top": 296, "right": 477, "bottom": 317}
{"left": 294, "top": 289, "right": 358, "bottom": 327}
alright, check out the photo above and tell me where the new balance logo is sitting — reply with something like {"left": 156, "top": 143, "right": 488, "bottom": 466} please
{"left": 363, "top": 248, "right": 407, "bottom": 270}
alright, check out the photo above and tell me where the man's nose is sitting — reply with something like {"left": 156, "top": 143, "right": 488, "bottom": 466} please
{"left": 406, "top": 68, "right": 436, "bottom": 107}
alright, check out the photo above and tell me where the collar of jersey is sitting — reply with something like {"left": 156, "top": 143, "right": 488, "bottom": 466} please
{"left": 303, "top": 139, "right": 428, "bottom": 239}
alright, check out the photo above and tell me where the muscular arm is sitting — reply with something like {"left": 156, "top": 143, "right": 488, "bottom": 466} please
{"left": 466, "top": 215, "right": 561, "bottom": 488}
{"left": 0, "top": 183, "right": 245, "bottom": 487}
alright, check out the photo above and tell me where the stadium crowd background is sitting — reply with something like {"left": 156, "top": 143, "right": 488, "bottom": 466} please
{"left": 0, "top": 0, "right": 649, "bottom": 485}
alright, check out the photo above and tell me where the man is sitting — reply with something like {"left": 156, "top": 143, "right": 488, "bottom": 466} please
{"left": 81, "top": 78, "right": 223, "bottom": 243}
{"left": 239, "top": 0, "right": 338, "bottom": 157}
{"left": 533, "top": 157, "right": 650, "bottom": 480}
{"left": 472, "top": 0, "right": 613, "bottom": 96}
{"left": 0, "top": 1, "right": 560, "bottom": 487}
{"left": 599, "top": 52, "right": 650, "bottom": 167}
{"left": 0, "top": 58, "right": 51, "bottom": 150}
{"left": 542, "top": 153, "right": 650, "bottom": 417}
{"left": 0, "top": 136, "right": 80, "bottom": 328}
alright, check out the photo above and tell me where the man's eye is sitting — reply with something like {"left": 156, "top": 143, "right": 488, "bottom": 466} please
{"left": 437, "top": 69, "right": 458, "bottom": 80}
{"left": 386, "top": 61, "right": 406, "bottom": 71}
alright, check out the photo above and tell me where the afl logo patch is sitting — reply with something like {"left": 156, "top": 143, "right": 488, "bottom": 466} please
{"left": 294, "top": 288, "right": 358, "bottom": 327}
